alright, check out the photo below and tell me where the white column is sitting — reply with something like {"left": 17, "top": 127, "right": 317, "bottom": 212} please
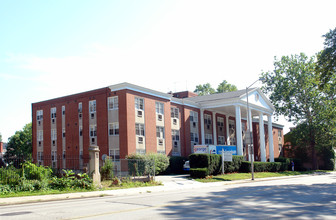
{"left": 212, "top": 112, "right": 217, "bottom": 145}
{"left": 267, "top": 115, "right": 274, "bottom": 162}
{"left": 200, "top": 109, "right": 205, "bottom": 145}
{"left": 259, "top": 112, "right": 266, "bottom": 162}
{"left": 226, "top": 116, "right": 230, "bottom": 145}
{"left": 235, "top": 106, "right": 243, "bottom": 156}
{"left": 247, "top": 108, "right": 253, "bottom": 162}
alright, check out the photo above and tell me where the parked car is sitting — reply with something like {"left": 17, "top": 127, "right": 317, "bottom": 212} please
{"left": 183, "top": 161, "right": 190, "bottom": 171}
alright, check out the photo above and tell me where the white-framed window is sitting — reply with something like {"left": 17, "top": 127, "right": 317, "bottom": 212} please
{"left": 109, "top": 149, "right": 120, "bottom": 160}
{"left": 135, "top": 123, "right": 145, "bottom": 136}
{"left": 79, "top": 126, "right": 83, "bottom": 137}
{"left": 156, "top": 102, "right": 164, "bottom": 114}
{"left": 37, "top": 152, "right": 43, "bottom": 161}
{"left": 190, "top": 111, "right": 198, "bottom": 123}
{"left": 90, "top": 125, "right": 97, "bottom": 137}
{"left": 172, "top": 130, "right": 180, "bottom": 141}
{"left": 190, "top": 132, "right": 199, "bottom": 143}
{"left": 217, "top": 117, "right": 224, "bottom": 127}
{"left": 171, "top": 107, "right": 179, "bottom": 119}
{"left": 89, "top": 100, "right": 96, "bottom": 113}
{"left": 62, "top": 128, "right": 66, "bottom": 138}
{"left": 109, "top": 123, "right": 119, "bottom": 136}
{"left": 229, "top": 119, "right": 236, "bottom": 145}
{"left": 218, "top": 136, "right": 225, "bottom": 145}
{"left": 37, "top": 130, "right": 43, "bottom": 141}
{"left": 108, "top": 96, "right": 118, "bottom": 110}
{"left": 36, "top": 110, "right": 43, "bottom": 121}
{"left": 62, "top": 106, "right": 65, "bottom": 115}
{"left": 156, "top": 126, "right": 165, "bottom": 139}
{"left": 78, "top": 102, "right": 83, "bottom": 119}
{"left": 51, "top": 150, "right": 57, "bottom": 161}
{"left": 205, "top": 133, "right": 213, "bottom": 144}
{"left": 204, "top": 114, "right": 211, "bottom": 125}
{"left": 51, "top": 129, "right": 57, "bottom": 140}
{"left": 51, "top": 107, "right": 56, "bottom": 119}
{"left": 135, "top": 97, "right": 144, "bottom": 110}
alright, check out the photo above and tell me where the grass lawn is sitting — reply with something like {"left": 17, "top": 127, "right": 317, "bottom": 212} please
{"left": 0, "top": 180, "right": 162, "bottom": 198}
{"left": 194, "top": 170, "right": 328, "bottom": 183}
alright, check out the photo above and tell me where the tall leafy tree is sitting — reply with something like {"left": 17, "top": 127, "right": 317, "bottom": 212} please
{"left": 316, "top": 27, "right": 336, "bottom": 89}
{"left": 4, "top": 123, "right": 32, "bottom": 162}
{"left": 217, "top": 80, "right": 237, "bottom": 93}
{"left": 194, "top": 83, "right": 216, "bottom": 96}
{"left": 261, "top": 53, "right": 335, "bottom": 169}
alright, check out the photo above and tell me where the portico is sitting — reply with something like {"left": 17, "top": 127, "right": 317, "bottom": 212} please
{"left": 185, "top": 88, "right": 275, "bottom": 162}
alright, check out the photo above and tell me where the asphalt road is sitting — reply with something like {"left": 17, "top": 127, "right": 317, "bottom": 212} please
{"left": 1, "top": 173, "right": 336, "bottom": 219}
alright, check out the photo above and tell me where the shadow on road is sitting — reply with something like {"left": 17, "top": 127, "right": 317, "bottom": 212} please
{"left": 159, "top": 182, "right": 336, "bottom": 219}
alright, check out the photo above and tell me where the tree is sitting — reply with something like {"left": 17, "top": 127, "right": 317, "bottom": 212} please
{"left": 217, "top": 80, "right": 238, "bottom": 93}
{"left": 316, "top": 27, "right": 336, "bottom": 89}
{"left": 261, "top": 53, "right": 335, "bottom": 170}
{"left": 4, "top": 123, "right": 32, "bottom": 163}
{"left": 194, "top": 80, "right": 237, "bottom": 96}
{"left": 194, "top": 83, "right": 216, "bottom": 96}
{"left": 0, "top": 132, "right": 2, "bottom": 142}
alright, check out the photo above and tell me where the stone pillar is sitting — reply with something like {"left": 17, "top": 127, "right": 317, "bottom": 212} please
{"left": 212, "top": 112, "right": 217, "bottom": 145}
{"left": 267, "top": 115, "right": 274, "bottom": 162}
{"left": 89, "top": 145, "right": 101, "bottom": 187}
{"left": 235, "top": 105, "right": 243, "bottom": 156}
{"left": 226, "top": 116, "right": 230, "bottom": 145}
{"left": 259, "top": 113, "right": 266, "bottom": 162}
{"left": 200, "top": 109, "right": 205, "bottom": 145}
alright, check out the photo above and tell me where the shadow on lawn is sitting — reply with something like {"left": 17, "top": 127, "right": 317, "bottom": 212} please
{"left": 159, "top": 182, "right": 336, "bottom": 219}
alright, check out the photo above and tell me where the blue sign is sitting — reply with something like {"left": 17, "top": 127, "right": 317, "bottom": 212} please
{"left": 215, "top": 145, "right": 237, "bottom": 155}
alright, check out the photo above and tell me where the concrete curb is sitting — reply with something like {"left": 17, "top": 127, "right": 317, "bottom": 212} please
{"left": 0, "top": 172, "right": 333, "bottom": 206}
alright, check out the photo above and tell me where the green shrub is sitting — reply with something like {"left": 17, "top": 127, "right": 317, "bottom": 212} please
{"left": 127, "top": 153, "right": 169, "bottom": 176}
{"left": 189, "top": 154, "right": 209, "bottom": 169}
{"left": 240, "top": 161, "right": 251, "bottom": 173}
{"left": 240, "top": 161, "right": 282, "bottom": 172}
{"left": 0, "top": 166, "right": 21, "bottom": 186}
{"left": 100, "top": 158, "right": 114, "bottom": 180}
{"left": 23, "top": 161, "right": 52, "bottom": 181}
{"left": 275, "top": 157, "right": 291, "bottom": 171}
{"left": 147, "top": 153, "right": 169, "bottom": 175}
{"left": 168, "top": 156, "right": 188, "bottom": 174}
{"left": 224, "top": 156, "right": 244, "bottom": 173}
{"left": 190, "top": 168, "right": 209, "bottom": 178}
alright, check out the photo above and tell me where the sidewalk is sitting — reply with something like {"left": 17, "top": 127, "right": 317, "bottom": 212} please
{"left": 0, "top": 173, "right": 322, "bottom": 206}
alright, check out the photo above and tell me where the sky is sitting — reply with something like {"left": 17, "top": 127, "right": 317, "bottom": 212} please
{"left": 1, "top": 0, "right": 336, "bottom": 141}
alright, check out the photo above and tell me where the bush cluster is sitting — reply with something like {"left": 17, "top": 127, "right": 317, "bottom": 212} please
{"left": 0, "top": 162, "right": 93, "bottom": 195}
{"left": 167, "top": 156, "right": 188, "bottom": 174}
{"left": 240, "top": 161, "right": 282, "bottom": 172}
{"left": 126, "top": 153, "right": 169, "bottom": 176}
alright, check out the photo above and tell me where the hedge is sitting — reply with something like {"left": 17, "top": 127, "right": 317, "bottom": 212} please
{"left": 168, "top": 156, "right": 188, "bottom": 174}
{"left": 190, "top": 168, "right": 209, "bottom": 178}
{"left": 126, "top": 153, "right": 169, "bottom": 176}
{"left": 240, "top": 161, "right": 282, "bottom": 172}
{"left": 189, "top": 154, "right": 244, "bottom": 175}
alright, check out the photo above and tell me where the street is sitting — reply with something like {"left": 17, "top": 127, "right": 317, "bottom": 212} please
{"left": 1, "top": 173, "right": 336, "bottom": 219}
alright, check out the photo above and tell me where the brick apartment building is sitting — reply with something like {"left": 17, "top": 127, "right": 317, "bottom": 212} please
{"left": 32, "top": 82, "right": 284, "bottom": 169}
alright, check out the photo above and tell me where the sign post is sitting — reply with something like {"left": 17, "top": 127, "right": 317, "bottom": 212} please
{"left": 221, "top": 151, "right": 233, "bottom": 175}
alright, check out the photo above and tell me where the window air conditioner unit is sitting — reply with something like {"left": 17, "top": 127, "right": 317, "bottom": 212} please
{"left": 158, "top": 139, "right": 163, "bottom": 145}
{"left": 91, "top": 137, "right": 95, "bottom": 144}
{"left": 52, "top": 161, "right": 57, "bottom": 168}
{"left": 173, "top": 118, "right": 177, "bottom": 125}
{"left": 79, "top": 113, "right": 82, "bottom": 119}
{"left": 193, "top": 122, "right": 196, "bottom": 127}
{"left": 52, "top": 118, "right": 55, "bottom": 124}
{"left": 91, "top": 113, "right": 95, "bottom": 119}
{"left": 38, "top": 141, "right": 41, "bottom": 146}
{"left": 207, "top": 125, "right": 210, "bottom": 129}
{"left": 138, "top": 136, "right": 143, "bottom": 144}
{"left": 158, "top": 114, "right": 163, "bottom": 121}
{"left": 137, "top": 110, "right": 143, "bottom": 117}
{"left": 38, "top": 120, "right": 41, "bottom": 126}
{"left": 52, "top": 140, "right": 56, "bottom": 146}
{"left": 174, "top": 141, "right": 178, "bottom": 147}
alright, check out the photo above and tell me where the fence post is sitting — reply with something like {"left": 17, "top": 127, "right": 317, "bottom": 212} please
{"left": 88, "top": 145, "right": 101, "bottom": 187}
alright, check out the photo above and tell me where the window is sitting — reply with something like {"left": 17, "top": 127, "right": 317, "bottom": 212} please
{"left": 78, "top": 103, "right": 82, "bottom": 113}
{"left": 51, "top": 151, "right": 57, "bottom": 161}
{"left": 204, "top": 114, "right": 211, "bottom": 125}
{"left": 90, "top": 125, "right": 97, "bottom": 137}
{"left": 79, "top": 126, "right": 83, "bottom": 136}
{"left": 109, "top": 149, "right": 120, "bottom": 160}
{"left": 135, "top": 123, "right": 145, "bottom": 136}
{"left": 51, "top": 129, "right": 57, "bottom": 140}
{"left": 89, "top": 100, "right": 96, "bottom": 113}
{"left": 62, "top": 128, "right": 66, "bottom": 138}
{"left": 109, "top": 123, "right": 119, "bottom": 136}
{"left": 190, "top": 111, "right": 198, "bottom": 123}
{"left": 171, "top": 107, "right": 179, "bottom": 119}
{"left": 205, "top": 134, "right": 213, "bottom": 144}
{"left": 135, "top": 97, "right": 144, "bottom": 110}
{"left": 108, "top": 96, "right": 118, "bottom": 110}
{"left": 172, "top": 130, "right": 180, "bottom": 141}
{"left": 37, "top": 130, "right": 43, "bottom": 141}
{"left": 37, "top": 110, "right": 43, "bottom": 121}
{"left": 217, "top": 117, "right": 224, "bottom": 127}
{"left": 37, "top": 152, "right": 43, "bottom": 161}
{"left": 156, "top": 126, "right": 165, "bottom": 138}
{"left": 62, "top": 106, "right": 65, "bottom": 115}
{"left": 156, "top": 102, "right": 164, "bottom": 114}
{"left": 51, "top": 107, "right": 56, "bottom": 121}
{"left": 190, "top": 132, "right": 199, "bottom": 142}
{"left": 218, "top": 136, "right": 225, "bottom": 145}
{"left": 229, "top": 119, "right": 236, "bottom": 145}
